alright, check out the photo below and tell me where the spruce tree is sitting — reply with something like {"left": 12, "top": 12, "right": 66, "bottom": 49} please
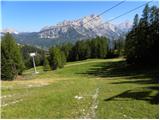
{"left": 43, "top": 56, "right": 51, "bottom": 71}
{"left": 49, "top": 47, "right": 66, "bottom": 70}
{"left": 60, "top": 43, "right": 73, "bottom": 61}
{"left": 133, "top": 14, "right": 139, "bottom": 29}
{"left": 1, "top": 33, "right": 24, "bottom": 80}
{"left": 125, "top": 4, "right": 159, "bottom": 65}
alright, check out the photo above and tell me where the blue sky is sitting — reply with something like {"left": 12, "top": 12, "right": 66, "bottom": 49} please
{"left": 1, "top": 0, "right": 159, "bottom": 32}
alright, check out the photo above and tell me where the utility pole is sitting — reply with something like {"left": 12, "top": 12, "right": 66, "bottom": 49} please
{"left": 30, "top": 53, "right": 39, "bottom": 74}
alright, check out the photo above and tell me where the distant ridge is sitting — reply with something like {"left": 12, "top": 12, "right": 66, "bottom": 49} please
{"left": 2, "top": 14, "right": 132, "bottom": 48}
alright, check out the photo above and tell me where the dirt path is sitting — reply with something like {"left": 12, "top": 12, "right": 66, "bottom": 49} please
{"left": 80, "top": 88, "right": 99, "bottom": 119}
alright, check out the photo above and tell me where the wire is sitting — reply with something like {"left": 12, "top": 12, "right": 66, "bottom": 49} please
{"left": 82, "top": 0, "right": 126, "bottom": 26}
{"left": 84, "top": 0, "right": 153, "bottom": 38}
{"left": 94, "top": 0, "right": 153, "bottom": 29}
{"left": 40, "top": 0, "right": 126, "bottom": 32}
{"left": 40, "top": 0, "right": 153, "bottom": 38}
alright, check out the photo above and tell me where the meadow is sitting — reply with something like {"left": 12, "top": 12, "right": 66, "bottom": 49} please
{"left": 1, "top": 58, "right": 159, "bottom": 118}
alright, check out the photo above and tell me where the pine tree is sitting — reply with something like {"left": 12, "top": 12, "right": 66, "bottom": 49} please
{"left": 59, "top": 51, "right": 66, "bottom": 68}
{"left": 1, "top": 33, "right": 24, "bottom": 80}
{"left": 49, "top": 47, "right": 66, "bottom": 70}
{"left": 60, "top": 43, "right": 73, "bottom": 61}
{"left": 43, "top": 56, "right": 51, "bottom": 71}
{"left": 133, "top": 14, "right": 139, "bottom": 29}
{"left": 125, "top": 4, "right": 159, "bottom": 65}
{"left": 142, "top": 4, "right": 150, "bottom": 25}
{"left": 148, "top": 6, "right": 159, "bottom": 64}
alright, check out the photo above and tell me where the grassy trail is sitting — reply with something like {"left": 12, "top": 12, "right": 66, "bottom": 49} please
{"left": 65, "top": 59, "right": 110, "bottom": 67}
{"left": 1, "top": 58, "right": 159, "bottom": 118}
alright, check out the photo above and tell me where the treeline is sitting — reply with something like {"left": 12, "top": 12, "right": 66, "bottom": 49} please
{"left": 47, "top": 36, "right": 125, "bottom": 70}
{"left": 47, "top": 36, "right": 117, "bottom": 70}
{"left": 61, "top": 37, "right": 109, "bottom": 61}
{"left": 1, "top": 33, "right": 121, "bottom": 80}
{"left": 20, "top": 36, "right": 115, "bottom": 70}
{"left": 125, "top": 4, "right": 159, "bottom": 65}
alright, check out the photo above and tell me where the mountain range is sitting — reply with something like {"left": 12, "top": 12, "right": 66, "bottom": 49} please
{"left": 1, "top": 14, "right": 132, "bottom": 48}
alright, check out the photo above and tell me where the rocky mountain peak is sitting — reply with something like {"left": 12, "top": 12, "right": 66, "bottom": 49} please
{"left": 39, "top": 14, "right": 132, "bottom": 39}
{"left": 1, "top": 28, "right": 19, "bottom": 34}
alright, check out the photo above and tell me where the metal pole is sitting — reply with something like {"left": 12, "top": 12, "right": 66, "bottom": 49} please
{"left": 32, "top": 56, "right": 37, "bottom": 73}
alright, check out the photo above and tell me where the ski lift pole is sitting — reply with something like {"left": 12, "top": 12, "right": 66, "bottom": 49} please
{"left": 30, "top": 52, "right": 38, "bottom": 74}
{"left": 32, "top": 55, "right": 37, "bottom": 73}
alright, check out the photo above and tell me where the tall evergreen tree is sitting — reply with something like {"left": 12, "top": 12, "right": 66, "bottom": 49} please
{"left": 148, "top": 6, "right": 159, "bottom": 64}
{"left": 60, "top": 43, "right": 73, "bottom": 61}
{"left": 49, "top": 47, "right": 66, "bottom": 70}
{"left": 125, "top": 5, "right": 159, "bottom": 65}
{"left": 142, "top": 4, "right": 150, "bottom": 25}
{"left": 1, "top": 33, "right": 24, "bottom": 80}
{"left": 133, "top": 14, "right": 139, "bottom": 29}
{"left": 43, "top": 56, "right": 51, "bottom": 71}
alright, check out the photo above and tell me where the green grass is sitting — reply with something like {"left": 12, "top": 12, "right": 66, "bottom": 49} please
{"left": 1, "top": 58, "right": 159, "bottom": 118}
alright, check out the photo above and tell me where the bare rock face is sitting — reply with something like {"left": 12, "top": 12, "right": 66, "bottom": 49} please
{"left": 39, "top": 14, "right": 132, "bottom": 40}
{"left": 0, "top": 28, "right": 19, "bottom": 35}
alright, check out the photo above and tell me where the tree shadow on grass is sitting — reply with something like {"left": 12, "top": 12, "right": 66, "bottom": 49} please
{"left": 77, "top": 60, "right": 159, "bottom": 84}
{"left": 77, "top": 59, "right": 159, "bottom": 104}
{"left": 104, "top": 86, "right": 159, "bottom": 105}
